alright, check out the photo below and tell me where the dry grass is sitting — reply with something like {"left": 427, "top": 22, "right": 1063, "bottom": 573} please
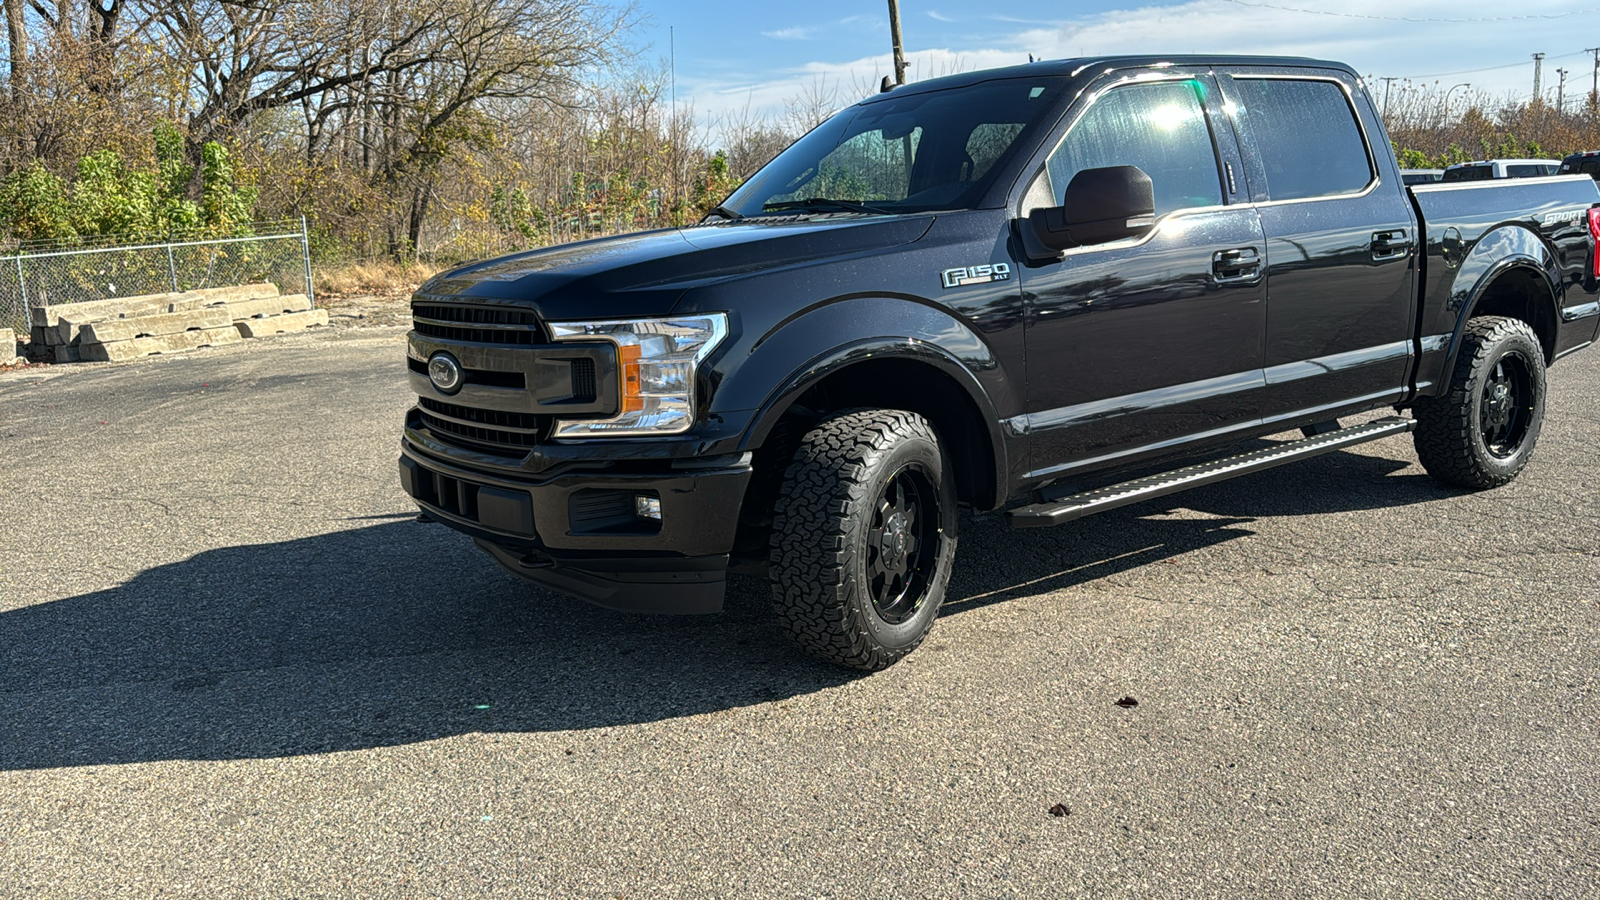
{"left": 314, "top": 260, "right": 444, "bottom": 299}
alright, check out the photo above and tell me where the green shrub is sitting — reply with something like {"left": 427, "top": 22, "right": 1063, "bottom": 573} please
{"left": 0, "top": 163, "right": 77, "bottom": 241}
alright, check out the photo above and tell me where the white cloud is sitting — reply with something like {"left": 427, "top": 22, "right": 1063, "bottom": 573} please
{"left": 761, "top": 26, "right": 816, "bottom": 41}
{"left": 927, "top": 10, "right": 957, "bottom": 23}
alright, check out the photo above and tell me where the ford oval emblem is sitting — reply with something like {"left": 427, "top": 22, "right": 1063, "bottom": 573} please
{"left": 427, "top": 352, "right": 464, "bottom": 394}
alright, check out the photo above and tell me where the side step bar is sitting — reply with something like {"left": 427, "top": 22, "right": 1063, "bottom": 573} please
{"left": 1007, "top": 416, "right": 1417, "bottom": 528}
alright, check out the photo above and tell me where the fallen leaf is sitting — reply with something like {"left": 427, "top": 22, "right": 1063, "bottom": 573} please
{"left": 1115, "top": 696, "right": 1139, "bottom": 708}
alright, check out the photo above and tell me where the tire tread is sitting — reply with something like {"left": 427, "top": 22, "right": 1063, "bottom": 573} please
{"left": 768, "top": 409, "right": 944, "bottom": 670}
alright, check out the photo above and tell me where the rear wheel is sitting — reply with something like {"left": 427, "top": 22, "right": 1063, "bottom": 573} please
{"left": 1413, "top": 316, "right": 1546, "bottom": 488}
{"left": 768, "top": 408, "right": 958, "bottom": 670}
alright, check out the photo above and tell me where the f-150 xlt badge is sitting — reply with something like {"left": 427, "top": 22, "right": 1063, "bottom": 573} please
{"left": 941, "top": 263, "right": 1012, "bottom": 289}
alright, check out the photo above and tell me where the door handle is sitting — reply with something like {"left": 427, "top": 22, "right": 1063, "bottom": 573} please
{"left": 1212, "top": 247, "right": 1261, "bottom": 284}
{"left": 1370, "top": 230, "right": 1412, "bottom": 259}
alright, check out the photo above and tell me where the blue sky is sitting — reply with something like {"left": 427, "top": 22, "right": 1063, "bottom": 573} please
{"left": 634, "top": 0, "right": 1596, "bottom": 128}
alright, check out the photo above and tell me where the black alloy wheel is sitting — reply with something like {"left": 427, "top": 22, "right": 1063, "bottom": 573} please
{"left": 1478, "top": 356, "right": 1533, "bottom": 458}
{"left": 864, "top": 466, "right": 941, "bottom": 625}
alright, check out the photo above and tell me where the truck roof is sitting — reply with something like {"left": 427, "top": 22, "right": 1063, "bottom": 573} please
{"left": 860, "top": 55, "right": 1360, "bottom": 103}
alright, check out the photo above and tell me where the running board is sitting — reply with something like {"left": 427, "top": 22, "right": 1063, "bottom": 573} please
{"left": 1007, "top": 416, "right": 1417, "bottom": 528}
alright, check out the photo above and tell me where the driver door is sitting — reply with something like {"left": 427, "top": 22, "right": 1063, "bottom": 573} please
{"left": 1017, "top": 70, "right": 1268, "bottom": 482}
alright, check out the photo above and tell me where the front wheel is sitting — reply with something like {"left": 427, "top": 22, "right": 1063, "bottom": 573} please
{"left": 768, "top": 409, "right": 958, "bottom": 670}
{"left": 1413, "top": 315, "right": 1547, "bottom": 489}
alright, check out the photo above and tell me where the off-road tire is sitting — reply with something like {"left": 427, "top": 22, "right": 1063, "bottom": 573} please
{"left": 1413, "top": 316, "right": 1546, "bottom": 489}
{"left": 768, "top": 408, "right": 958, "bottom": 670}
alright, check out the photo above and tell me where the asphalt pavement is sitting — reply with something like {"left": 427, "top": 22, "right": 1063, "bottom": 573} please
{"left": 1, "top": 326, "right": 1596, "bottom": 898}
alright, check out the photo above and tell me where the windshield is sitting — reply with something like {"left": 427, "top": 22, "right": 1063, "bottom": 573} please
{"left": 720, "top": 77, "right": 1068, "bottom": 217}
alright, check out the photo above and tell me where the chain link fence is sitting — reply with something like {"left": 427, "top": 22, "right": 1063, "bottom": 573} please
{"left": 0, "top": 220, "right": 314, "bottom": 334}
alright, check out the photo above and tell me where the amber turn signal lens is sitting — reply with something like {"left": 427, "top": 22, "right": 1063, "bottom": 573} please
{"left": 619, "top": 343, "right": 644, "bottom": 413}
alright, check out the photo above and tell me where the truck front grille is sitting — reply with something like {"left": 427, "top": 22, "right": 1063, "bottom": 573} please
{"left": 409, "top": 301, "right": 552, "bottom": 457}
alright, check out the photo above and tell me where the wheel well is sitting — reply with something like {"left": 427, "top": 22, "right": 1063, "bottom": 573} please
{"left": 1471, "top": 266, "right": 1557, "bottom": 363}
{"left": 762, "top": 358, "right": 1000, "bottom": 511}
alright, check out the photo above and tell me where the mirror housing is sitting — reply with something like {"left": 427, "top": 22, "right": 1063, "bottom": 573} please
{"left": 1028, "top": 165, "right": 1156, "bottom": 251}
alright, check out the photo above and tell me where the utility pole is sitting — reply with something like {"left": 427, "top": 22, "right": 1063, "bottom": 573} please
{"left": 1587, "top": 47, "right": 1600, "bottom": 110}
{"left": 1531, "top": 52, "right": 1545, "bottom": 102}
{"left": 1381, "top": 76, "right": 1398, "bottom": 118}
{"left": 887, "top": 0, "right": 907, "bottom": 86}
{"left": 1556, "top": 68, "right": 1568, "bottom": 113}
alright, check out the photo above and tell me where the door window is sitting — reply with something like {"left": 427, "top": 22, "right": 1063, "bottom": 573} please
{"left": 1230, "top": 78, "right": 1374, "bottom": 200}
{"left": 1044, "top": 79, "right": 1223, "bottom": 218}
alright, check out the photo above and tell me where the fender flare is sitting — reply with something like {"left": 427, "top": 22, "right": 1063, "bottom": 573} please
{"left": 1439, "top": 225, "right": 1562, "bottom": 373}
{"left": 720, "top": 295, "right": 1015, "bottom": 508}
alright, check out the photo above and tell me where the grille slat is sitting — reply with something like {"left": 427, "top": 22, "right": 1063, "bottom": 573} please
{"left": 418, "top": 411, "right": 541, "bottom": 453}
{"left": 419, "top": 397, "right": 542, "bottom": 434}
{"left": 413, "top": 304, "right": 542, "bottom": 327}
{"left": 412, "top": 303, "right": 545, "bottom": 345}
{"left": 413, "top": 322, "right": 540, "bottom": 345}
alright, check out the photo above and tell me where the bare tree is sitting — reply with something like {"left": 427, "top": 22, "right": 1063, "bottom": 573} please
{"left": 3, "top": 0, "right": 25, "bottom": 104}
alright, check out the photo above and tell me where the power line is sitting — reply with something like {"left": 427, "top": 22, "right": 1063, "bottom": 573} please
{"left": 1219, "top": 0, "right": 1600, "bottom": 23}
{"left": 1394, "top": 49, "right": 1588, "bottom": 81}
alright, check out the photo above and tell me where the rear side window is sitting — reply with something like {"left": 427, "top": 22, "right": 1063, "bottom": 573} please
{"left": 1045, "top": 79, "right": 1223, "bottom": 218}
{"left": 1442, "top": 165, "right": 1492, "bottom": 182}
{"left": 1505, "top": 165, "right": 1547, "bottom": 178}
{"left": 1231, "top": 78, "right": 1373, "bottom": 201}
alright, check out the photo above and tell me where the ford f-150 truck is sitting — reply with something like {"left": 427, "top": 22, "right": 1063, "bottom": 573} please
{"left": 398, "top": 56, "right": 1600, "bottom": 670}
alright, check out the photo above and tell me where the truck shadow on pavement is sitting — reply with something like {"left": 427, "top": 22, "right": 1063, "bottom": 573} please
{"left": 2, "top": 448, "right": 1444, "bottom": 771}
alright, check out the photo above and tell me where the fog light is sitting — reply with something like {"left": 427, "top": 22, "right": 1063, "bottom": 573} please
{"left": 635, "top": 494, "right": 662, "bottom": 520}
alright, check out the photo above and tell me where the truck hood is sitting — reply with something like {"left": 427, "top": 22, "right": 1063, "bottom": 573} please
{"left": 415, "top": 215, "right": 935, "bottom": 319}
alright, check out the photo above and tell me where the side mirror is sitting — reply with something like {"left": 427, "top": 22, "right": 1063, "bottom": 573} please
{"left": 1028, "top": 165, "right": 1156, "bottom": 251}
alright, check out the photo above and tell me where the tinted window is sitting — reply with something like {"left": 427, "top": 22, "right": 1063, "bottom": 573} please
{"left": 725, "top": 77, "right": 1067, "bottom": 216}
{"left": 1046, "top": 80, "right": 1222, "bottom": 218}
{"left": 1442, "top": 165, "right": 1492, "bottom": 182}
{"left": 1231, "top": 78, "right": 1372, "bottom": 200}
{"left": 765, "top": 127, "right": 926, "bottom": 204}
{"left": 1505, "top": 165, "right": 1547, "bottom": 178}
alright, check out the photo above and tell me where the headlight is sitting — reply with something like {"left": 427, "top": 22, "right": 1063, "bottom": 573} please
{"left": 547, "top": 313, "right": 729, "bottom": 437}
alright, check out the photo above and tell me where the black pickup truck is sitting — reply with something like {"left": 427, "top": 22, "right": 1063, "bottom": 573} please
{"left": 399, "top": 56, "right": 1600, "bottom": 669}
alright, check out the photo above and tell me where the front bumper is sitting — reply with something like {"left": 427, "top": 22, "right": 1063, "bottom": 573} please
{"left": 399, "top": 438, "right": 753, "bottom": 614}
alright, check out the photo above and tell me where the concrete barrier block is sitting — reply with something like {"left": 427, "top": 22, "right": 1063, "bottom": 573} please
{"left": 30, "top": 285, "right": 280, "bottom": 331}
{"left": 52, "top": 343, "right": 81, "bottom": 363}
{"left": 79, "top": 307, "right": 233, "bottom": 344}
{"left": 79, "top": 326, "right": 243, "bottom": 362}
{"left": 41, "top": 294, "right": 170, "bottom": 327}
{"left": 1, "top": 327, "right": 16, "bottom": 365}
{"left": 234, "top": 308, "right": 329, "bottom": 338}
{"left": 184, "top": 283, "right": 282, "bottom": 306}
{"left": 227, "top": 293, "right": 313, "bottom": 320}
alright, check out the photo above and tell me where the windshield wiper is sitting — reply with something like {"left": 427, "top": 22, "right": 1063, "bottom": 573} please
{"left": 761, "top": 198, "right": 891, "bottom": 215}
{"left": 702, "top": 205, "right": 744, "bottom": 222}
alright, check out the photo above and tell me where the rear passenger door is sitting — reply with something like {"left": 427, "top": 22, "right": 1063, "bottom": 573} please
{"left": 1216, "top": 69, "right": 1418, "bottom": 423}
